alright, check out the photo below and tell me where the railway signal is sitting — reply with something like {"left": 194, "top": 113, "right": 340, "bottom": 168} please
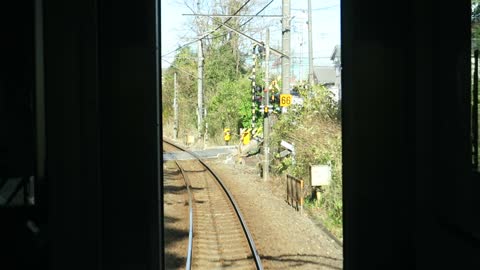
{"left": 254, "top": 85, "right": 263, "bottom": 106}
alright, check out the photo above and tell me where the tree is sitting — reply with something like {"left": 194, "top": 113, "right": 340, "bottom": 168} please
{"left": 206, "top": 78, "right": 253, "bottom": 140}
{"left": 473, "top": 0, "right": 480, "bottom": 51}
{"left": 162, "top": 47, "right": 198, "bottom": 135}
{"left": 163, "top": 0, "right": 277, "bottom": 139}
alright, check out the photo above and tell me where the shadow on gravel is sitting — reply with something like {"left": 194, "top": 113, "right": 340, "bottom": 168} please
{"left": 163, "top": 185, "right": 186, "bottom": 195}
{"left": 164, "top": 216, "right": 180, "bottom": 224}
{"left": 189, "top": 186, "right": 205, "bottom": 191}
{"left": 164, "top": 169, "right": 180, "bottom": 175}
{"left": 193, "top": 199, "right": 206, "bottom": 204}
{"left": 163, "top": 219, "right": 188, "bottom": 249}
{"left": 163, "top": 185, "right": 205, "bottom": 195}
{"left": 220, "top": 256, "right": 257, "bottom": 268}
{"left": 164, "top": 251, "right": 186, "bottom": 270}
{"left": 163, "top": 226, "right": 188, "bottom": 240}
{"left": 261, "top": 253, "right": 342, "bottom": 269}
{"left": 164, "top": 225, "right": 188, "bottom": 269}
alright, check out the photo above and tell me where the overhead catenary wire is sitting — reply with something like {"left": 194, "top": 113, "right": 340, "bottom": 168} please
{"left": 239, "top": 0, "right": 274, "bottom": 28}
{"left": 192, "top": 0, "right": 275, "bottom": 42}
{"left": 292, "top": 4, "right": 339, "bottom": 11}
{"left": 162, "top": 0, "right": 252, "bottom": 58}
{"left": 161, "top": 58, "right": 200, "bottom": 80}
{"left": 162, "top": 0, "right": 275, "bottom": 59}
{"left": 208, "top": 16, "right": 288, "bottom": 58}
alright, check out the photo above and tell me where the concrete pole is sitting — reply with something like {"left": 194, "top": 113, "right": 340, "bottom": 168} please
{"left": 263, "top": 29, "right": 270, "bottom": 182}
{"left": 282, "top": 0, "right": 291, "bottom": 96}
{"left": 308, "top": 0, "right": 314, "bottom": 86}
{"left": 173, "top": 72, "right": 178, "bottom": 140}
{"left": 203, "top": 107, "right": 208, "bottom": 149}
{"left": 197, "top": 1, "right": 204, "bottom": 138}
{"left": 251, "top": 52, "right": 257, "bottom": 129}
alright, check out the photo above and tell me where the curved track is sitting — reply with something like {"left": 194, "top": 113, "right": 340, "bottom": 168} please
{"left": 163, "top": 139, "right": 263, "bottom": 270}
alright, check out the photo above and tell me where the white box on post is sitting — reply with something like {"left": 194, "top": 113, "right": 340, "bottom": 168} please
{"left": 310, "top": 165, "right": 332, "bottom": 186}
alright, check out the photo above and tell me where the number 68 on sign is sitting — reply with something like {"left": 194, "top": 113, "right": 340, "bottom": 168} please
{"left": 279, "top": 94, "right": 292, "bottom": 107}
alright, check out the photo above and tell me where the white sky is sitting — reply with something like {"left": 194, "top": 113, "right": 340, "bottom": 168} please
{"left": 160, "top": 0, "right": 340, "bottom": 78}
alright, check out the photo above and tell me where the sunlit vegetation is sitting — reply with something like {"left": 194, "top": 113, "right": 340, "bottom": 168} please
{"left": 270, "top": 85, "right": 342, "bottom": 239}
{"left": 162, "top": 0, "right": 342, "bottom": 239}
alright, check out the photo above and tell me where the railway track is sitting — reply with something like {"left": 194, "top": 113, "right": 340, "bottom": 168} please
{"left": 163, "top": 139, "right": 263, "bottom": 270}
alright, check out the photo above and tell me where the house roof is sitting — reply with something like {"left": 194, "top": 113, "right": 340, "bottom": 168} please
{"left": 313, "top": 66, "right": 336, "bottom": 84}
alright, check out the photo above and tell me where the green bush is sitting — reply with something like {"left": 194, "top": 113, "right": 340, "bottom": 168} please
{"left": 271, "top": 84, "right": 343, "bottom": 235}
{"left": 205, "top": 77, "right": 261, "bottom": 142}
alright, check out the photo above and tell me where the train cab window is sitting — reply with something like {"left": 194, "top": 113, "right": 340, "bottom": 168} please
{"left": 161, "top": 0, "right": 343, "bottom": 268}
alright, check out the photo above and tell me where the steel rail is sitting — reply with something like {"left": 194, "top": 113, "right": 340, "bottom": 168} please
{"left": 163, "top": 138, "right": 263, "bottom": 270}
{"left": 172, "top": 159, "right": 194, "bottom": 270}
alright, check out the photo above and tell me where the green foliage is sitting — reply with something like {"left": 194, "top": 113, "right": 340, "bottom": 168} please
{"left": 473, "top": 0, "right": 480, "bottom": 51}
{"left": 163, "top": 37, "right": 259, "bottom": 140}
{"left": 162, "top": 1, "right": 267, "bottom": 139}
{"left": 296, "top": 84, "right": 340, "bottom": 121}
{"left": 271, "top": 84, "right": 342, "bottom": 234}
{"left": 205, "top": 77, "right": 255, "bottom": 141}
{"left": 204, "top": 43, "right": 239, "bottom": 92}
{"left": 162, "top": 47, "right": 198, "bottom": 134}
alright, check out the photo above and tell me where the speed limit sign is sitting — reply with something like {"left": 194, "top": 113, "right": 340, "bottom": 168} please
{"left": 279, "top": 94, "right": 292, "bottom": 107}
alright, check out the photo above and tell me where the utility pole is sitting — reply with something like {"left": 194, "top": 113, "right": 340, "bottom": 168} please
{"left": 282, "top": 0, "right": 291, "bottom": 97}
{"left": 204, "top": 107, "right": 208, "bottom": 149}
{"left": 251, "top": 49, "right": 257, "bottom": 129}
{"left": 197, "top": 1, "right": 204, "bottom": 138}
{"left": 173, "top": 72, "right": 178, "bottom": 140}
{"left": 308, "top": 0, "right": 314, "bottom": 86}
{"left": 263, "top": 28, "right": 270, "bottom": 182}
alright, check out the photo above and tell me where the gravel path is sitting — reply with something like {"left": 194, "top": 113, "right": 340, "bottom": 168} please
{"left": 205, "top": 158, "right": 343, "bottom": 269}
{"left": 163, "top": 141, "right": 343, "bottom": 269}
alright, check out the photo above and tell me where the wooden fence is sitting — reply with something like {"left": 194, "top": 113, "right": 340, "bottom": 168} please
{"left": 286, "top": 174, "right": 304, "bottom": 213}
